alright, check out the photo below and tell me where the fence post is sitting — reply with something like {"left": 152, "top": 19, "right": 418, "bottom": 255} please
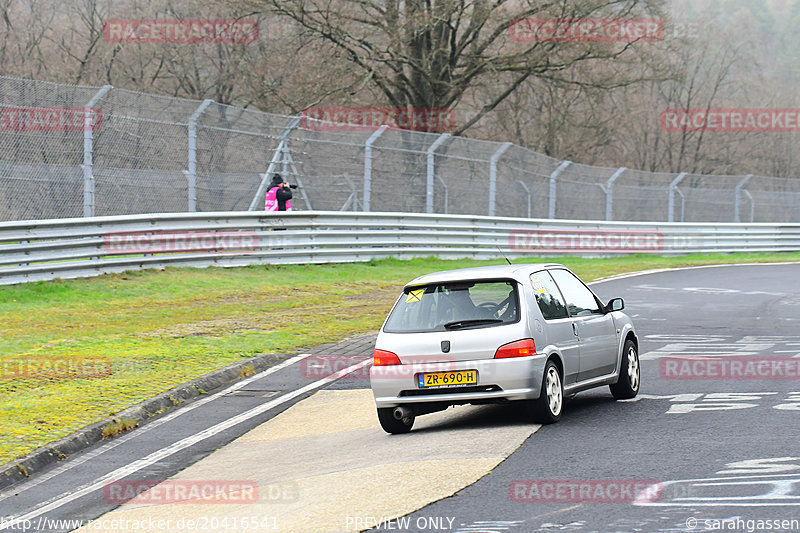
{"left": 437, "top": 176, "right": 449, "bottom": 214}
{"left": 363, "top": 125, "right": 388, "bottom": 212}
{"left": 186, "top": 99, "right": 213, "bottom": 212}
{"left": 548, "top": 160, "right": 572, "bottom": 219}
{"left": 668, "top": 172, "right": 688, "bottom": 222}
{"left": 735, "top": 174, "right": 753, "bottom": 222}
{"left": 604, "top": 167, "right": 626, "bottom": 221}
{"left": 82, "top": 85, "right": 112, "bottom": 217}
{"left": 426, "top": 133, "right": 450, "bottom": 213}
{"left": 516, "top": 181, "right": 531, "bottom": 218}
{"left": 489, "top": 142, "right": 512, "bottom": 216}
{"left": 248, "top": 116, "right": 301, "bottom": 211}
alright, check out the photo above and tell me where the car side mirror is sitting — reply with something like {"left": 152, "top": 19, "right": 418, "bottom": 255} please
{"left": 606, "top": 298, "right": 624, "bottom": 312}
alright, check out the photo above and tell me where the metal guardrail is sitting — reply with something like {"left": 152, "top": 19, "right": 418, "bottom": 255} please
{"left": 1, "top": 211, "right": 799, "bottom": 285}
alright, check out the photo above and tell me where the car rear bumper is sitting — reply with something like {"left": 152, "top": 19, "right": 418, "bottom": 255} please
{"left": 370, "top": 354, "right": 548, "bottom": 408}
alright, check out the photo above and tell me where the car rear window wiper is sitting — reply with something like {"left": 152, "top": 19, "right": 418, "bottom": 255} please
{"left": 443, "top": 319, "right": 503, "bottom": 330}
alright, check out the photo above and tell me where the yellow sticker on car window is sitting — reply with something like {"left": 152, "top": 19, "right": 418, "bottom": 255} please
{"left": 406, "top": 289, "right": 424, "bottom": 303}
{"left": 531, "top": 278, "right": 547, "bottom": 294}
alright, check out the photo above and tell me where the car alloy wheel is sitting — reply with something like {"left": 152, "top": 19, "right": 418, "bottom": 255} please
{"left": 545, "top": 366, "right": 563, "bottom": 416}
{"left": 610, "top": 339, "right": 640, "bottom": 400}
{"left": 526, "top": 359, "right": 563, "bottom": 424}
{"left": 626, "top": 344, "right": 640, "bottom": 392}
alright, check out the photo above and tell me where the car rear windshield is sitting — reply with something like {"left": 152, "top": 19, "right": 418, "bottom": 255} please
{"left": 383, "top": 280, "right": 519, "bottom": 333}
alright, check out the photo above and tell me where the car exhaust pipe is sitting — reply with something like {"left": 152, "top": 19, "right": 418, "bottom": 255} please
{"left": 393, "top": 406, "right": 413, "bottom": 420}
{"left": 393, "top": 404, "right": 449, "bottom": 420}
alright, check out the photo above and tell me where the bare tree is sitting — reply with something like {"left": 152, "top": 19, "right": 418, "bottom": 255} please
{"left": 0, "top": 0, "right": 58, "bottom": 79}
{"left": 249, "top": 0, "right": 669, "bottom": 134}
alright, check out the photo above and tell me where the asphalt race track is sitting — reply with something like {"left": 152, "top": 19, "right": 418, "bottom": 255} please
{"left": 395, "top": 262, "right": 800, "bottom": 533}
{"left": 1, "top": 263, "right": 799, "bottom": 533}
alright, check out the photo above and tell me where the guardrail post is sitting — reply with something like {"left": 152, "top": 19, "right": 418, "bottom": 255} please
{"left": 82, "top": 85, "right": 112, "bottom": 217}
{"left": 548, "top": 160, "right": 571, "bottom": 219}
{"left": 363, "top": 125, "right": 388, "bottom": 212}
{"left": 489, "top": 143, "right": 512, "bottom": 216}
{"left": 735, "top": 174, "right": 753, "bottom": 222}
{"left": 248, "top": 116, "right": 302, "bottom": 211}
{"left": 668, "top": 172, "right": 688, "bottom": 223}
{"left": 604, "top": 167, "right": 626, "bottom": 221}
{"left": 426, "top": 134, "right": 450, "bottom": 213}
{"left": 186, "top": 99, "right": 213, "bottom": 212}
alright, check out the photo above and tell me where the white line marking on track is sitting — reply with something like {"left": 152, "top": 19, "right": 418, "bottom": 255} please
{"left": 635, "top": 472, "right": 800, "bottom": 507}
{"left": 0, "top": 355, "right": 372, "bottom": 529}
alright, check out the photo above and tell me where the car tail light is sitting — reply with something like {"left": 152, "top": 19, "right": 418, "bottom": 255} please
{"left": 374, "top": 349, "right": 402, "bottom": 366}
{"left": 494, "top": 339, "right": 536, "bottom": 359}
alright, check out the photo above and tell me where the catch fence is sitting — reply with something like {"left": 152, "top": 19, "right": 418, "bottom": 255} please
{"left": 1, "top": 76, "right": 799, "bottom": 223}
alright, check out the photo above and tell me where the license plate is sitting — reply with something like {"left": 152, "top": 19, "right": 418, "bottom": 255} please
{"left": 418, "top": 370, "right": 478, "bottom": 388}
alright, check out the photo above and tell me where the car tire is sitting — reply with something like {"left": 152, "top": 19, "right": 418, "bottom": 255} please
{"left": 610, "top": 339, "right": 640, "bottom": 400}
{"left": 377, "top": 407, "right": 415, "bottom": 434}
{"left": 526, "top": 360, "right": 563, "bottom": 424}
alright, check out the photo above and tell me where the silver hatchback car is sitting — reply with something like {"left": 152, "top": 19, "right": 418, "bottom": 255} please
{"left": 369, "top": 264, "right": 639, "bottom": 433}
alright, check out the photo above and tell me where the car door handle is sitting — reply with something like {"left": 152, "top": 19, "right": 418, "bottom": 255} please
{"left": 572, "top": 322, "right": 579, "bottom": 337}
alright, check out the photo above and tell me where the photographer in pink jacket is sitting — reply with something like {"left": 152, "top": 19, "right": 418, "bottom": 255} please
{"left": 265, "top": 173, "right": 296, "bottom": 211}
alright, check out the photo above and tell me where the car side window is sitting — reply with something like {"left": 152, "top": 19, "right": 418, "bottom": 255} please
{"left": 530, "top": 271, "right": 569, "bottom": 320}
{"left": 549, "top": 269, "right": 601, "bottom": 317}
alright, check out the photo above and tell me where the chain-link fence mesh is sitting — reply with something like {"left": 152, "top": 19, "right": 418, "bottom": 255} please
{"left": 2, "top": 75, "right": 800, "bottom": 222}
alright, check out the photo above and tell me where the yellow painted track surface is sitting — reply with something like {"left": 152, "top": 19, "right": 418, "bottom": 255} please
{"left": 77, "top": 389, "right": 538, "bottom": 533}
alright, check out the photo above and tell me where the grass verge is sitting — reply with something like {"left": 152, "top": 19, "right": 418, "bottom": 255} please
{"left": 1, "top": 252, "right": 798, "bottom": 465}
